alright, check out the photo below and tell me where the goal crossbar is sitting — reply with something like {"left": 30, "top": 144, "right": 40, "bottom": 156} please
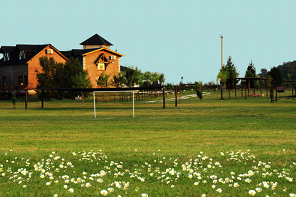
{"left": 93, "top": 91, "right": 135, "bottom": 118}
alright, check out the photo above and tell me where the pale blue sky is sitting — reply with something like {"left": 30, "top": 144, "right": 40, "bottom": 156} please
{"left": 1, "top": 0, "right": 296, "bottom": 84}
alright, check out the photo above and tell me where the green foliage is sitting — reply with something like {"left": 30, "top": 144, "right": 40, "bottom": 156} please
{"left": 244, "top": 61, "right": 258, "bottom": 88}
{"left": 116, "top": 66, "right": 165, "bottom": 87}
{"left": 258, "top": 68, "right": 267, "bottom": 78}
{"left": 217, "top": 67, "right": 228, "bottom": 85}
{"left": 112, "top": 72, "right": 125, "bottom": 88}
{"left": 123, "top": 66, "right": 142, "bottom": 87}
{"left": 268, "top": 66, "right": 282, "bottom": 84}
{"left": 1, "top": 92, "right": 296, "bottom": 196}
{"left": 196, "top": 90, "right": 203, "bottom": 100}
{"left": 71, "top": 72, "right": 91, "bottom": 89}
{"left": 36, "top": 57, "right": 91, "bottom": 100}
{"left": 277, "top": 60, "right": 296, "bottom": 81}
{"left": 11, "top": 92, "right": 16, "bottom": 108}
{"left": 267, "top": 75, "right": 272, "bottom": 88}
{"left": 194, "top": 81, "right": 203, "bottom": 100}
{"left": 217, "top": 56, "right": 239, "bottom": 88}
{"left": 165, "top": 83, "right": 174, "bottom": 90}
{"left": 285, "top": 73, "right": 292, "bottom": 81}
{"left": 96, "top": 72, "right": 111, "bottom": 87}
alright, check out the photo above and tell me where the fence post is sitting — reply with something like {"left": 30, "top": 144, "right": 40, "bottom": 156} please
{"left": 82, "top": 92, "right": 84, "bottom": 104}
{"left": 163, "top": 88, "right": 165, "bottom": 108}
{"left": 25, "top": 87, "right": 28, "bottom": 110}
{"left": 270, "top": 86, "right": 274, "bottom": 103}
{"left": 275, "top": 87, "right": 278, "bottom": 102}
{"left": 175, "top": 85, "right": 177, "bottom": 107}
{"left": 41, "top": 89, "right": 44, "bottom": 108}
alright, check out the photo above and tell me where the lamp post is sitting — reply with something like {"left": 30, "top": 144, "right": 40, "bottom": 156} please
{"left": 220, "top": 35, "right": 223, "bottom": 68}
{"left": 220, "top": 35, "right": 224, "bottom": 99}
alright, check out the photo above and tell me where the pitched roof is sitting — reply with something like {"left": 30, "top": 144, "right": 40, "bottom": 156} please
{"left": 62, "top": 48, "right": 124, "bottom": 58}
{"left": 0, "top": 46, "right": 17, "bottom": 53}
{"left": 16, "top": 44, "right": 48, "bottom": 53}
{"left": 0, "top": 44, "right": 67, "bottom": 65}
{"left": 80, "top": 34, "right": 113, "bottom": 46}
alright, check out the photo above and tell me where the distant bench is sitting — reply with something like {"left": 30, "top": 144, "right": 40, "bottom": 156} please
{"left": 276, "top": 86, "right": 285, "bottom": 93}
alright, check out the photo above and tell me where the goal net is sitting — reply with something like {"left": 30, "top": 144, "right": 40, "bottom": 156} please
{"left": 93, "top": 90, "right": 135, "bottom": 118}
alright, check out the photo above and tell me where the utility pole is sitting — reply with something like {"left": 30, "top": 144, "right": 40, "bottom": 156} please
{"left": 220, "top": 35, "right": 224, "bottom": 99}
{"left": 220, "top": 35, "right": 223, "bottom": 68}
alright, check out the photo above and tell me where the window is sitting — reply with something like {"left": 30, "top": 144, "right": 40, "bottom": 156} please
{"left": 96, "top": 54, "right": 109, "bottom": 70}
{"left": 3, "top": 77, "right": 6, "bottom": 86}
{"left": 19, "top": 76, "right": 24, "bottom": 85}
{"left": 19, "top": 51, "right": 25, "bottom": 60}
{"left": 97, "top": 63, "right": 105, "bottom": 70}
{"left": 18, "top": 76, "right": 28, "bottom": 86}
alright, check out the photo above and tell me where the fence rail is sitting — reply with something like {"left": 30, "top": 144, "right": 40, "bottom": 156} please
{"left": 0, "top": 85, "right": 28, "bottom": 100}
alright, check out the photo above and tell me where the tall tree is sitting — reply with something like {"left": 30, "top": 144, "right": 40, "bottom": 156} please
{"left": 122, "top": 66, "right": 142, "bottom": 87}
{"left": 244, "top": 60, "right": 257, "bottom": 88}
{"left": 258, "top": 68, "right": 267, "bottom": 78}
{"left": 217, "top": 56, "right": 239, "bottom": 88}
{"left": 36, "top": 56, "right": 91, "bottom": 100}
{"left": 267, "top": 66, "right": 282, "bottom": 84}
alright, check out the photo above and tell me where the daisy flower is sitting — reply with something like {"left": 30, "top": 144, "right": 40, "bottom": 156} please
{"left": 248, "top": 190, "right": 256, "bottom": 196}
{"left": 101, "top": 190, "right": 108, "bottom": 196}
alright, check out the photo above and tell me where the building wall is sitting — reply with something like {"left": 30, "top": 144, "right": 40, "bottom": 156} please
{"left": 83, "top": 45, "right": 110, "bottom": 49}
{"left": 27, "top": 46, "right": 67, "bottom": 89}
{"left": 83, "top": 50, "right": 121, "bottom": 87}
{"left": 0, "top": 45, "right": 67, "bottom": 91}
{"left": 0, "top": 64, "right": 28, "bottom": 86}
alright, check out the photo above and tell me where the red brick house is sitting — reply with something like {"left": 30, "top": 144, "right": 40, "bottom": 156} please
{"left": 61, "top": 34, "right": 124, "bottom": 87}
{"left": 0, "top": 44, "right": 67, "bottom": 94}
{"left": 0, "top": 34, "right": 124, "bottom": 94}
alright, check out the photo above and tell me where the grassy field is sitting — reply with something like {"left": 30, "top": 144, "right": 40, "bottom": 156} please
{"left": 0, "top": 91, "right": 296, "bottom": 196}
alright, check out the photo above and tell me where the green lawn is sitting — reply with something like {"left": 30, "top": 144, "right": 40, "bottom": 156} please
{"left": 0, "top": 91, "right": 295, "bottom": 196}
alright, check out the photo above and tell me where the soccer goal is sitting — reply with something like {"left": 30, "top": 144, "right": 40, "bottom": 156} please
{"left": 93, "top": 90, "right": 135, "bottom": 118}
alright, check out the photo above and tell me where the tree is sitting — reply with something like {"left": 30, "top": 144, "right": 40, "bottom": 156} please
{"left": 159, "top": 73, "right": 165, "bottom": 85}
{"left": 285, "top": 74, "right": 292, "bottom": 81}
{"left": 217, "top": 66, "right": 228, "bottom": 86}
{"left": 217, "top": 56, "right": 239, "bottom": 88}
{"left": 244, "top": 61, "right": 258, "bottom": 88}
{"left": 277, "top": 61, "right": 296, "bottom": 81}
{"left": 96, "top": 72, "right": 111, "bottom": 87}
{"left": 113, "top": 66, "right": 165, "bottom": 87}
{"left": 142, "top": 71, "right": 165, "bottom": 86}
{"left": 142, "top": 71, "right": 152, "bottom": 86}
{"left": 36, "top": 56, "right": 91, "bottom": 100}
{"left": 112, "top": 72, "right": 125, "bottom": 88}
{"left": 267, "top": 66, "right": 282, "bottom": 84}
{"left": 194, "top": 81, "right": 203, "bottom": 100}
{"left": 123, "top": 66, "right": 142, "bottom": 87}
{"left": 258, "top": 68, "right": 267, "bottom": 78}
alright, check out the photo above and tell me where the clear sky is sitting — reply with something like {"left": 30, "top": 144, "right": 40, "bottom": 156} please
{"left": 1, "top": 0, "right": 296, "bottom": 85}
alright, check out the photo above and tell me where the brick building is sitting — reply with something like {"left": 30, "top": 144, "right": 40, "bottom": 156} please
{"left": 0, "top": 34, "right": 124, "bottom": 94}
{"left": 0, "top": 44, "right": 67, "bottom": 94}
{"left": 61, "top": 34, "right": 124, "bottom": 87}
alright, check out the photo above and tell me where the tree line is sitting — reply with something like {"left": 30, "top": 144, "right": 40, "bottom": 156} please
{"left": 216, "top": 56, "right": 296, "bottom": 89}
{"left": 35, "top": 57, "right": 165, "bottom": 100}
{"left": 97, "top": 66, "right": 165, "bottom": 88}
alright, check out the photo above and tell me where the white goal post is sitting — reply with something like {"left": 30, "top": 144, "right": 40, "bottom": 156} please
{"left": 93, "top": 91, "right": 134, "bottom": 118}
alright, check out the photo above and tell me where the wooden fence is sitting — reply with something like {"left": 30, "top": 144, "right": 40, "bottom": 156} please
{"left": 0, "top": 85, "right": 28, "bottom": 100}
{"left": 94, "top": 89, "right": 174, "bottom": 103}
